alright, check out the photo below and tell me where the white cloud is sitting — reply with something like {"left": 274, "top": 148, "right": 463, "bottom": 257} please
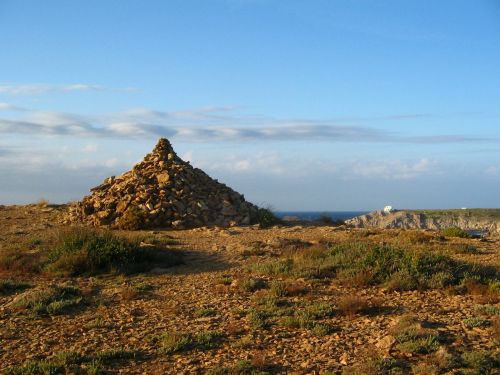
{"left": 0, "top": 106, "right": 491, "bottom": 144}
{"left": 190, "top": 150, "right": 437, "bottom": 180}
{"left": 82, "top": 144, "right": 98, "bottom": 153}
{"left": 486, "top": 165, "right": 500, "bottom": 176}
{"left": 0, "top": 102, "right": 28, "bottom": 111}
{"left": 350, "top": 158, "right": 436, "bottom": 179}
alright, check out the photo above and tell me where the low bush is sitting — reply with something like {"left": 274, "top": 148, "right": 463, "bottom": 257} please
{"left": 391, "top": 315, "right": 440, "bottom": 355}
{"left": 250, "top": 241, "right": 497, "bottom": 291}
{"left": 12, "top": 284, "right": 84, "bottom": 317}
{"left": 156, "top": 331, "right": 225, "bottom": 353}
{"left": 442, "top": 227, "right": 471, "bottom": 238}
{"left": 247, "top": 309, "right": 270, "bottom": 329}
{"left": 5, "top": 348, "right": 136, "bottom": 374}
{"left": 474, "top": 304, "right": 500, "bottom": 316}
{"left": 337, "top": 296, "right": 369, "bottom": 318}
{"left": 0, "top": 247, "right": 44, "bottom": 274}
{"left": 310, "top": 322, "right": 336, "bottom": 336}
{"left": 0, "top": 279, "right": 31, "bottom": 295}
{"left": 208, "top": 358, "right": 274, "bottom": 375}
{"left": 461, "top": 351, "right": 500, "bottom": 374}
{"left": 45, "top": 227, "right": 182, "bottom": 275}
{"left": 253, "top": 208, "right": 282, "bottom": 229}
{"left": 240, "top": 277, "right": 268, "bottom": 292}
{"left": 464, "top": 316, "right": 490, "bottom": 328}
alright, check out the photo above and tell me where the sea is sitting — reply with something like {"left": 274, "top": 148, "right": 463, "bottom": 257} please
{"left": 275, "top": 211, "right": 368, "bottom": 222}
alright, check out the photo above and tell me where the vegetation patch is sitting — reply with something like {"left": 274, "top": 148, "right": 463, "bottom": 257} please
{"left": 156, "top": 331, "right": 226, "bottom": 354}
{"left": 460, "top": 350, "right": 500, "bottom": 374}
{"left": 208, "top": 358, "right": 274, "bottom": 375}
{"left": 250, "top": 240, "right": 497, "bottom": 290}
{"left": 253, "top": 207, "right": 282, "bottom": 229}
{"left": 240, "top": 277, "right": 268, "bottom": 292}
{"left": 0, "top": 279, "right": 31, "bottom": 295}
{"left": 442, "top": 227, "right": 471, "bottom": 238}
{"left": 247, "top": 309, "right": 270, "bottom": 329}
{"left": 12, "top": 284, "right": 84, "bottom": 317}
{"left": 5, "top": 348, "right": 136, "bottom": 374}
{"left": 45, "top": 227, "right": 182, "bottom": 276}
{"left": 391, "top": 315, "right": 440, "bottom": 355}
{"left": 474, "top": 304, "right": 500, "bottom": 316}
{"left": 463, "top": 316, "right": 491, "bottom": 329}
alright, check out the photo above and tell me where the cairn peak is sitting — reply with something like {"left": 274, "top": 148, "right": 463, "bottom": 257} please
{"left": 153, "top": 138, "right": 174, "bottom": 154}
{"left": 66, "top": 138, "right": 258, "bottom": 229}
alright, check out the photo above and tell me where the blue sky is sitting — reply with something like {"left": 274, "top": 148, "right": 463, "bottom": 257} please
{"left": 0, "top": 0, "right": 499, "bottom": 210}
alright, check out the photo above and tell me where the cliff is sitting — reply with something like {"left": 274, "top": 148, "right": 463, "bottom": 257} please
{"left": 345, "top": 209, "right": 500, "bottom": 236}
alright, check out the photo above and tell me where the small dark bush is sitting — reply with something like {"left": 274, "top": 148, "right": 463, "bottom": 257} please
{"left": 0, "top": 279, "right": 31, "bottom": 295}
{"left": 254, "top": 208, "right": 282, "bottom": 229}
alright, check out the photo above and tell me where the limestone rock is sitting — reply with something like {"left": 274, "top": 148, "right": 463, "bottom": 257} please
{"left": 65, "top": 138, "right": 258, "bottom": 229}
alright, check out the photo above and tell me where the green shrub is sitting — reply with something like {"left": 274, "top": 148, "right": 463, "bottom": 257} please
{"left": 249, "top": 241, "right": 496, "bottom": 291}
{"left": 157, "top": 332, "right": 193, "bottom": 354}
{"left": 247, "top": 309, "right": 270, "bottom": 329}
{"left": 194, "top": 308, "right": 217, "bottom": 317}
{"left": 0, "top": 279, "right": 31, "bottom": 295}
{"left": 254, "top": 208, "right": 282, "bottom": 229}
{"left": 330, "top": 242, "right": 491, "bottom": 290}
{"left": 396, "top": 335, "right": 440, "bottom": 354}
{"left": 5, "top": 360, "right": 62, "bottom": 374}
{"left": 94, "top": 348, "right": 135, "bottom": 362}
{"left": 461, "top": 351, "right": 500, "bottom": 374}
{"left": 208, "top": 359, "right": 272, "bottom": 375}
{"left": 391, "top": 316, "right": 440, "bottom": 354}
{"left": 304, "top": 301, "right": 335, "bottom": 319}
{"left": 45, "top": 227, "right": 182, "bottom": 275}
{"left": 53, "top": 351, "right": 86, "bottom": 365}
{"left": 240, "top": 278, "right": 268, "bottom": 292}
{"left": 464, "top": 316, "right": 491, "bottom": 328}
{"left": 193, "top": 331, "right": 225, "bottom": 350}
{"left": 474, "top": 304, "right": 500, "bottom": 316}
{"left": 156, "top": 331, "right": 225, "bottom": 354}
{"left": 280, "top": 310, "right": 314, "bottom": 329}
{"left": 13, "top": 284, "right": 84, "bottom": 317}
{"left": 310, "top": 322, "right": 336, "bottom": 336}
{"left": 442, "top": 227, "right": 471, "bottom": 238}
{"left": 269, "top": 280, "right": 287, "bottom": 297}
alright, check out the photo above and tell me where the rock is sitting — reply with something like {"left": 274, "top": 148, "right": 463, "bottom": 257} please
{"left": 65, "top": 138, "right": 258, "bottom": 229}
{"left": 346, "top": 209, "right": 500, "bottom": 235}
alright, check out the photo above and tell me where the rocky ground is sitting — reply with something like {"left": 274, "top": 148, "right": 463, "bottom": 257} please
{"left": 0, "top": 204, "right": 499, "bottom": 374}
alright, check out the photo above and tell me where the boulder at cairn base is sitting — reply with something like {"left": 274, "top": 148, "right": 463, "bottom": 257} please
{"left": 67, "top": 138, "right": 259, "bottom": 229}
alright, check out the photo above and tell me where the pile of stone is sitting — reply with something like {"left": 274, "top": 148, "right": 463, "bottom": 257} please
{"left": 66, "top": 138, "right": 259, "bottom": 229}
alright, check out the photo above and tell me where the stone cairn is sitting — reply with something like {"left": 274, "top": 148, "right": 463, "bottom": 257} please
{"left": 66, "top": 138, "right": 259, "bottom": 229}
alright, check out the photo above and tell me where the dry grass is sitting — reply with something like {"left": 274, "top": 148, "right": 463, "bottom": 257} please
{"left": 37, "top": 198, "right": 50, "bottom": 208}
{"left": 337, "top": 296, "right": 369, "bottom": 318}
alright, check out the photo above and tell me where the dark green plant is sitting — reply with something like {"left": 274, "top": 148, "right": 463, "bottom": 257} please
{"left": 0, "top": 279, "right": 31, "bottom": 295}
{"left": 45, "top": 227, "right": 182, "bottom": 275}
{"left": 442, "top": 227, "right": 471, "bottom": 238}
{"left": 254, "top": 208, "right": 282, "bottom": 229}
{"left": 12, "top": 284, "right": 84, "bottom": 317}
{"left": 461, "top": 351, "right": 500, "bottom": 374}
